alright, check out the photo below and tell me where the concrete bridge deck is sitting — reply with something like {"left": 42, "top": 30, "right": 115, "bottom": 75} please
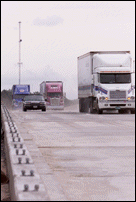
{"left": 1, "top": 104, "right": 135, "bottom": 201}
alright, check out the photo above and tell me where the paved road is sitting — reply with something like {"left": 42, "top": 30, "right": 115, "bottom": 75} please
{"left": 9, "top": 105, "right": 135, "bottom": 201}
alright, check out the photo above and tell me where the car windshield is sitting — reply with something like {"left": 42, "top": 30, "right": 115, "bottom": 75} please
{"left": 24, "top": 95, "right": 44, "bottom": 101}
{"left": 100, "top": 73, "right": 131, "bottom": 84}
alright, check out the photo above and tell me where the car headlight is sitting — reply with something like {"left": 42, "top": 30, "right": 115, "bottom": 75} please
{"left": 40, "top": 102, "right": 45, "bottom": 105}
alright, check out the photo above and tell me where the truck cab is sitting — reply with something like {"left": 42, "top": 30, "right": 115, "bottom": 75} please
{"left": 78, "top": 51, "right": 135, "bottom": 114}
{"left": 12, "top": 85, "right": 30, "bottom": 109}
{"left": 92, "top": 54, "right": 135, "bottom": 113}
{"left": 40, "top": 81, "right": 64, "bottom": 110}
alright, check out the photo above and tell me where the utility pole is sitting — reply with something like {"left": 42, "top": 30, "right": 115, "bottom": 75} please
{"left": 18, "top": 21, "right": 22, "bottom": 85}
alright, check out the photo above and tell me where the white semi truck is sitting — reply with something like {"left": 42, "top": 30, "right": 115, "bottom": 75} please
{"left": 78, "top": 51, "right": 135, "bottom": 114}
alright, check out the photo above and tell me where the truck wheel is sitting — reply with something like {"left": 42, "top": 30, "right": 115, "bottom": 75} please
{"left": 97, "top": 108, "right": 102, "bottom": 114}
{"left": 84, "top": 99, "right": 89, "bottom": 113}
{"left": 79, "top": 99, "right": 84, "bottom": 112}
{"left": 79, "top": 99, "right": 82, "bottom": 112}
{"left": 79, "top": 98, "right": 90, "bottom": 113}
{"left": 96, "top": 101, "right": 102, "bottom": 114}
{"left": 90, "top": 102, "right": 93, "bottom": 113}
{"left": 90, "top": 98, "right": 95, "bottom": 114}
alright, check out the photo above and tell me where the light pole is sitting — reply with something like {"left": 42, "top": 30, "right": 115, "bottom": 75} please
{"left": 18, "top": 21, "right": 22, "bottom": 85}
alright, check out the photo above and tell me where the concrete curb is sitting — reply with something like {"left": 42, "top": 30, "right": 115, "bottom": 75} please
{"left": 1, "top": 104, "right": 50, "bottom": 201}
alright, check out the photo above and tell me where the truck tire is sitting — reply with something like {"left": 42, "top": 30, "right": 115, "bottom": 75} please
{"left": 97, "top": 108, "right": 102, "bottom": 114}
{"left": 90, "top": 97, "right": 95, "bottom": 114}
{"left": 84, "top": 99, "right": 90, "bottom": 113}
{"left": 90, "top": 103, "right": 93, "bottom": 113}
{"left": 79, "top": 99, "right": 84, "bottom": 112}
{"left": 79, "top": 98, "right": 89, "bottom": 113}
{"left": 79, "top": 99, "right": 86, "bottom": 112}
{"left": 96, "top": 100, "right": 102, "bottom": 114}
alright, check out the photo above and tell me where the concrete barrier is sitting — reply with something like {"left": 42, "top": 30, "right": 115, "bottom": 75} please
{"left": 1, "top": 104, "right": 50, "bottom": 201}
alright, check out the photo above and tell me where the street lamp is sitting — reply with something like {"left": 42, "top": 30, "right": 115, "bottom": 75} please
{"left": 18, "top": 21, "right": 22, "bottom": 84}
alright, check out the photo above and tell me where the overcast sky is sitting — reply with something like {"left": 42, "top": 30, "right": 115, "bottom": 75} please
{"left": 1, "top": 1, "right": 135, "bottom": 99}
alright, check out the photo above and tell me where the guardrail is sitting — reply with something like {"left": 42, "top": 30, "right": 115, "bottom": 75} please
{"left": 1, "top": 103, "right": 50, "bottom": 201}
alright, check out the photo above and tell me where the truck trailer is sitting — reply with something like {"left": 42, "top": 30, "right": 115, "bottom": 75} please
{"left": 12, "top": 84, "right": 30, "bottom": 109}
{"left": 78, "top": 51, "right": 135, "bottom": 114}
{"left": 40, "top": 81, "right": 64, "bottom": 109}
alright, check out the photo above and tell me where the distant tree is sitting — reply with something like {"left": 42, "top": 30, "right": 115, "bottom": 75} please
{"left": 1, "top": 89, "right": 12, "bottom": 108}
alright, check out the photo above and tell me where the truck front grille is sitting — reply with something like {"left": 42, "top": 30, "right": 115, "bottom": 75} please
{"left": 110, "top": 90, "right": 126, "bottom": 99}
{"left": 50, "top": 98, "right": 60, "bottom": 106}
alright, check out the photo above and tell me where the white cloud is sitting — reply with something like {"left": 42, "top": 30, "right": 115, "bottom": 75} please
{"left": 33, "top": 16, "right": 64, "bottom": 27}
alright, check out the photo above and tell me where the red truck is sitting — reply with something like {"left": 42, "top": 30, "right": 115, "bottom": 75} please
{"left": 40, "top": 81, "right": 64, "bottom": 109}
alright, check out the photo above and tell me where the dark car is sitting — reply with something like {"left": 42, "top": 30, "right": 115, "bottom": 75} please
{"left": 23, "top": 94, "right": 46, "bottom": 111}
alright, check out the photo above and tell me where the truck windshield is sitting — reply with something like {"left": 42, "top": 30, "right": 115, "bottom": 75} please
{"left": 47, "top": 92, "right": 62, "bottom": 98}
{"left": 100, "top": 73, "right": 131, "bottom": 84}
{"left": 13, "top": 94, "right": 29, "bottom": 99}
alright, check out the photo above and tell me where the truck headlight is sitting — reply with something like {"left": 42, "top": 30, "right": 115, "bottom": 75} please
{"left": 99, "top": 96, "right": 108, "bottom": 101}
{"left": 127, "top": 96, "right": 135, "bottom": 100}
{"left": 99, "top": 96, "right": 105, "bottom": 100}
